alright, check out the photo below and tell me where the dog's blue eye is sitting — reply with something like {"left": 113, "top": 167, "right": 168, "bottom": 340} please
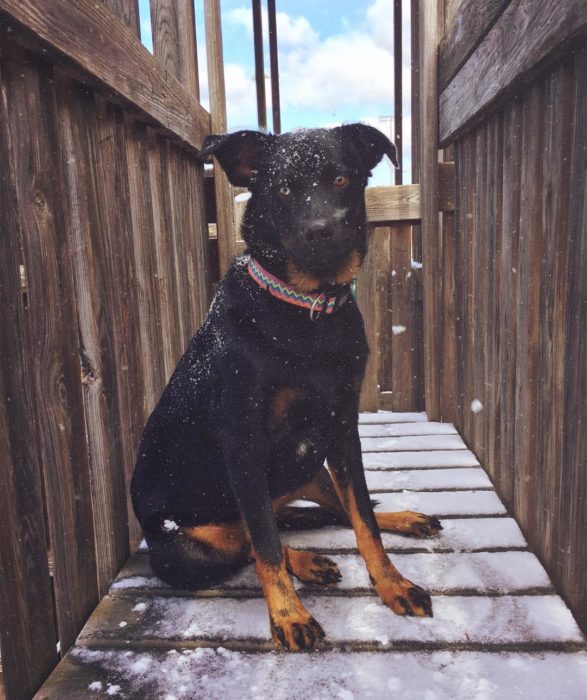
{"left": 279, "top": 186, "right": 291, "bottom": 197}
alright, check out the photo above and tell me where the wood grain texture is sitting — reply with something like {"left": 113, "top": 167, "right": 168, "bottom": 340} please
{"left": 204, "top": 0, "right": 235, "bottom": 277}
{"left": 438, "top": 0, "right": 511, "bottom": 92}
{"left": 418, "top": 0, "right": 441, "bottom": 420}
{"left": 0, "top": 49, "right": 59, "bottom": 700}
{"left": 0, "top": 0, "right": 210, "bottom": 150}
{"left": 443, "top": 49, "right": 586, "bottom": 632}
{"left": 366, "top": 164, "right": 455, "bottom": 224}
{"left": 357, "top": 228, "right": 386, "bottom": 412}
{"left": 439, "top": 0, "right": 587, "bottom": 145}
{"left": 150, "top": 0, "right": 199, "bottom": 98}
{"left": 101, "top": 0, "right": 140, "bottom": 36}
{"left": 3, "top": 52, "right": 100, "bottom": 659}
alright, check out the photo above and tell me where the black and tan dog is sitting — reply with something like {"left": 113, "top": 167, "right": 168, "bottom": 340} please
{"left": 131, "top": 124, "right": 441, "bottom": 651}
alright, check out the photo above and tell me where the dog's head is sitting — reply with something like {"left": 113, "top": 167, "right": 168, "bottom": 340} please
{"left": 198, "top": 125, "right": 397, "bottom": 287}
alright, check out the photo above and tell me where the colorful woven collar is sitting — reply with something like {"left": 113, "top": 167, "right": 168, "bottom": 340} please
{"left": 247, "top": 256, "right": 351, "bottom": 320}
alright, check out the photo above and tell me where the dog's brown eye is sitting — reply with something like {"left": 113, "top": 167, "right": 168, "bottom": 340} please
{"left": 279, "top": 185, "right": 291, "bottom": 197}
{"left": 334, "top": 175, "right": 349, "bottom": 188}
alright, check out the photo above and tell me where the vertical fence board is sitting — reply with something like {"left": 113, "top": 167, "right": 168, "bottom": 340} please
{"left": 150, "top": 0, "right": 200, "bottom": 99}
{"left": 4, "top": 55, "right": 100, "bottom": 654}
{"left": 358, "top": 228, "right": 387, "bottom": 411}
{"left": 86, "top": 94, "right": 144, "bottom": 560}
{"left": 0, "top": 48, "right": 58, "bottom": 700}
{"left": 389, "top": 224, "right": 416, "bottom": 409}
{"left": 101, "top": 0, "right": 140, "bottom": 35}
{"left": 419, "top": 0, "right": 441, "bottom": 419}
{"left": 204, "top": 0, "right": 235, "bottom": 276}
{"left": 513, "top": 82, "right": 544, "bottom": 538}
{"left": 497, "top": 97, "right": 522, "bottom": 509}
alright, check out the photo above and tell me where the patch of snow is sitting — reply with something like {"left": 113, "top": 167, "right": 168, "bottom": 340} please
{"left": 88, "top": 681, "right": 102, "bottom": 691}
{"left": 118, "top": 621, "right": 127, "bottom": 628}
{"left": 69, "top": 647, "right": 587, "bottom": 700}
{"left": 411, "top": 259, "right": 423, "bottom": 269}
{"left": 281, "top": 517, "right": 527, "bottom": 553}
{"left": 392, "top": 325, "right": 407, "bottom": 335}
{"left": 359, "top": 422, "right": 458, "bottom": 438}
{"left": 132, "top": 602, "right": 148, "bottom": 612}
{"left": 163, "top": 519, "right": 179, "bottom": 532}
{"left": 364, "top": 467, "right": 491, "bottom": 491}
{"left": 234, "top": 191, "right": 251, "bottom": 203}
{"left": 471, "top": 399, "right": 484, "bottom": 413}
{"left": 363, "top": 449, "right": 479, "bottom": 469}
{"left": 358, "top": 411, "right": 428, "bottom": 424}
{"left": 106, "top": 684, "right": 121, "bottom": 696}
{"left": 361, "top": 434, "right": 467, "bottom": 452}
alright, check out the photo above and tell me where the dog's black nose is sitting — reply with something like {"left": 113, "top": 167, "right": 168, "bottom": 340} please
{"left": 305, "top": 222, "right": 333, "bottom": 244}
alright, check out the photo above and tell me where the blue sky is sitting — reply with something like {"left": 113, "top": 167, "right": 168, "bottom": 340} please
{"left": 138, "top": 0, "right": 411, "bottom": 183}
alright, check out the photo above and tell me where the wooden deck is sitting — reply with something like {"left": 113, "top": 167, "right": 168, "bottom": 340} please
{"left": 35, "top": 413, "right": 587, "bottom": 699}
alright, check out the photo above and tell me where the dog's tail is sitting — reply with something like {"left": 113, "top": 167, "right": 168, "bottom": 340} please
{"left": 275, "top": 500, "right": 380, "bottom": 531}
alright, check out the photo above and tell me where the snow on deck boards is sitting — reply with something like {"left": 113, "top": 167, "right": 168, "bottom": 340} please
{"left": 359, "top": 411, "right": 428, "bottom": 423}
{"left": 358, "top": 421, "right": 458, "bottom": 437}
{"left": 361, "top": 434, "right": 467, "bottom": 451}
{"left": 77, "top": 595, "right": 583, "bottom": 648}
{"left": 112, "top": 551, "right": 552, "bottom": 595}
{"left": 365, "top": 467, "right": 493, "bottom": 490}
{"left": 36, "top": 412, "right": 586, "bottom": 699}
{"left": 39, "top": 648, "right": 587, "bottom": 700}
{"left": 363, "top": 449, "right": 479, "bottom": 468}
{"left": 137, "top": 517, "right": 528, "bottom": 554}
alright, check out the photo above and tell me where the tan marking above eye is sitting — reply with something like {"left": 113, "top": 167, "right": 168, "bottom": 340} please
{"left": 334, "top": 175, "right": 349, "bottom": 188}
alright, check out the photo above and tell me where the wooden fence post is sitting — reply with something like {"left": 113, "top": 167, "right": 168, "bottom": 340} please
{"left": 204, "top": 0, "right": 236, "bottom": 276}
{"left": 419, "top": 0, "right": 442, "bottom": 420}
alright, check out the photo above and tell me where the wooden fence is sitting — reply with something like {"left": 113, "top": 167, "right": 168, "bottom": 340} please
{"left": 424, "top": 0, "right": 587, "bottom": 632}
{"left": 0, "top": 1, "right": 236, "bottom": 697}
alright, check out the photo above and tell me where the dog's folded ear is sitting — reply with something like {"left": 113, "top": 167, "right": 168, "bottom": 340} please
{"left": 197, "top": 130, "right": 272, "bottom": 187}
{"left": 339, "top": 123, "right": 399, "bottom": 171}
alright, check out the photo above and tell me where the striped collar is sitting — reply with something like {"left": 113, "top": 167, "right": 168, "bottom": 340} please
{"left": 247, "top": 256, "right": 351, "bottom": 320}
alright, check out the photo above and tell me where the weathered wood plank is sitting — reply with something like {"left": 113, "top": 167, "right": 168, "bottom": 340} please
{"left": 497, "top": 97, "right": 522, "bottom": 511}
{"left": 439, "top": 0, "right": 587, "bottom": 145}
{"left": 0, "top": 49, "right": 59, "bottom": 700}
{"left": 0, "top": 0, "right": 210, "bottom": 151}
{"left": 76, "top": 594, "right": 583, "bottom": 647}
{"left": 357, "top": 228, "right": 387, "bottom": 411}
{"left": 365, "top": 163, "right": 455, "bottom": 223}
{"left": 389, "top": 223, "right": 417, "bottom": 409}
{"left": 101, "top": 0, "right": 140, "bottom": 36}
{"left": 438, "top": 0, "right": 511, "bottom": 92}
{"left": 5, "top": 54, "right": 100, "bottom": 653}
{"left": 419, "top": 0, "right": 441, "bottom": 420}
{"left": 35, "top": 647, "right": 587, "bottom": 700}
{"left": 123, "top": 118, "right": 167, "bottom": 416}
{"left": 112, "top": 550, "right": 550, "bottom": 595}
{"left": 150, "top": 0, "right": 199, "bottom": 98}
{"left": 204, "top": 0, "right": 235, "bottom": 276}
{"left": 86, "top": 94, "right": 144, "bottom": 559}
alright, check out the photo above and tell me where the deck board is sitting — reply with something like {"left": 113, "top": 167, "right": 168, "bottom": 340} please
{"left": 35, "top": 414, "right": 586, "bottom": 699}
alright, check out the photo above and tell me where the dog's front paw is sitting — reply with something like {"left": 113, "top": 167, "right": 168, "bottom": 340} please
{"left": 270, "top": 613, "right": 325, "bottom": 651}
{"left": 376, "top": 577, "right": 433, "bottom": 618}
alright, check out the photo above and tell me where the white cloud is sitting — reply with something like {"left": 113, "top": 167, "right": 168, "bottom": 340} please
{"left": 227, "top": 8, "right": 318, "bottom": 48}
{"left": 280, "top": 32, "right": 394, "bottom": 110}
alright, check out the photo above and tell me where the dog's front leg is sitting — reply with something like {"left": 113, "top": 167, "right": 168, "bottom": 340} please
{"left": 327, "top": 407, "right": 433, "bottom": 618}
{"left": 220, "top": 385, "right": 324, "bottom": 651}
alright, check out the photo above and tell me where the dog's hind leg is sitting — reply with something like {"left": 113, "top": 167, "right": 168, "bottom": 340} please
{"left": 145, "top": 518, "right": 252, "bottom": 590}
